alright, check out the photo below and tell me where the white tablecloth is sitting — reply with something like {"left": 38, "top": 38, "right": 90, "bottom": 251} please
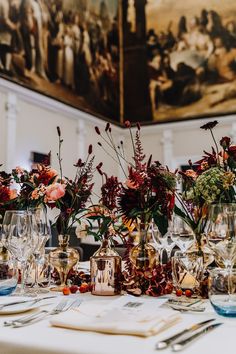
{"left": 0, "top": 292, "right": 235, "bottom": 354}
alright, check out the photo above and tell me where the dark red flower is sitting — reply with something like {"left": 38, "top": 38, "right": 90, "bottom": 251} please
{"left": 200, "top": 120, "right": 218, "bottom": 130}
{"left": 124, "top": 120, "right": 131, "bottom": 128}
{"left": 95, "top": 126, "right": 101, "bottom": 135}
{"left": 88, "top": 145, "right": 93, "bottom": 155}
{"left": 220, "top": 136, "right": 231, "bottom": 148}
{"left": 105, "top": 122, "right": 110, "bottom": 132}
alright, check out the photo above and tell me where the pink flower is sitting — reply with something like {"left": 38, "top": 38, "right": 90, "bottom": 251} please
{"left": 45, "top": 183, "right": 65, "bottom": 201}
{"left": 9, "top": 189, "right": 17, "bottom": 200}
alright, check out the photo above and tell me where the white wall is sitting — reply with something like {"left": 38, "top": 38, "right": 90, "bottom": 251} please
{"left": 1, "top": 77, "right": 236, "bottom": 191}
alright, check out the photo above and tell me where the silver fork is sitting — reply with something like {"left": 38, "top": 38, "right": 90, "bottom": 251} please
{"left": 4, "top": 299, "right": 69, "bottom": 327}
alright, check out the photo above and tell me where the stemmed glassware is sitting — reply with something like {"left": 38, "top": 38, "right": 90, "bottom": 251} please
{"left": 206, "top": 203, "right": 236, "bottom": 269}
{"left": 151, "top": 221, "right": 175, "bottom": 263}
{"left": 4, "top": 210, "right": 34, "bottom": 295}
{"left": 170, "top": 215, "right": 195, "bottom": 254}
{"left": 29, "top": 207, "right": 51, "bottom": 294}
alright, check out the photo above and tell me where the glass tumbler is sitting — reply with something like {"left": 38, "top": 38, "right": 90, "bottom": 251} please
{"left": 0, "top": 259, "right": 18, "bottom": 296}
{"left": 172, "top": 251, "right": 203, "bottom": 293}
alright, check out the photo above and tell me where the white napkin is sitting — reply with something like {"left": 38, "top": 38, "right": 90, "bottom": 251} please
{"left": 51, "top": 296, "right": 181, "bottom": 337}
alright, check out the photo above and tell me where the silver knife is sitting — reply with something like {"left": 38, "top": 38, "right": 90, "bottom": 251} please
{"left": 0, "top": 296, "right": 57, "bottom": 310}
{"left": 155, "top": 319, "right": 215, "bottom": 350}
{"left": 171, "top": 322, "right": 223, "bottom": 352}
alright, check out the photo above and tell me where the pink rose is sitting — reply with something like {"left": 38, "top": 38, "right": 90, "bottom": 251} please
{"left": 46, "top": 183, "right": 65, "bottom": 201}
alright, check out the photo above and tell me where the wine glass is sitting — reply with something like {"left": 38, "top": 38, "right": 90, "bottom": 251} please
{"left": 170, "top": 215, "right": 195, "bottom": 253}
{"left": 5, "top": 210, "right": 34, "bottom": 294}
{"left": 29, "top": 207, "right": 51, "bottom": 294}
{"left": 206, "top": 203, "right": 236, "bottom": 269}
{"left": 151, "top": 221, "right": 175, "bottom": 263}
{"left": 1, "top": 210, "right": 17, "bottom": 247}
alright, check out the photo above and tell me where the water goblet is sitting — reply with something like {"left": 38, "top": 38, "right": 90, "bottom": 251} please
{"left": 170, "top": 216, "right": 195, "bottom": 253}
{"left": 206, "top": 203, "right": 236, "bottom": 270}
{"left": 5, "top": 210, "right": 34, "bottom": 295}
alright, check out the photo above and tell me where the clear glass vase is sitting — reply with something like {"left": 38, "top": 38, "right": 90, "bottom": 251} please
{"left": 90, "top": 238, "right": 121, "bottom": 296}
{"left": 49, "top": 234, "right": 79, "bottom": 291}
{"left": 129, "top": 222, "right": 158, "bottom": 270}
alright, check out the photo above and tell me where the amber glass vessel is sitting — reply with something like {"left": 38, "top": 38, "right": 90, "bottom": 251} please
{"left": 90, "top": 238, "right": 121, "bottom": 296}
{"left": 49, "top": 234, "right": 79, "bottom": 291}
{"left": 129, "top": 222, "right": 158, "bottom": 270}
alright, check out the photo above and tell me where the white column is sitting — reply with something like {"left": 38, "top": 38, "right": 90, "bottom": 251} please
{"left": 161, "top": 129, "right": 173, "bottom": 169}
{"left": 76, "top": 119, "right": 86, "bottom": 160}
{"left": 231, "top": 121, "right": 236, "bottom": 144}
{"left": 5, "top": 92, "right": 18, "bottom": 172}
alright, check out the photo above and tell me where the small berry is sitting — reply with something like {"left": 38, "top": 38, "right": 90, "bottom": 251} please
{"left": 63, "top": 286, "right": 71, "bottom": 295}
{"left": 70, "top": 285, "right": 78, "bottom": 294}
{"left": 185, "top": 289, "right": 193, "bottom": 297}
{"left": 176, "top": 289, "right": 183, "bottom": 297}
{"left": 79, "top": 282, "right": 89, "bottom": 293}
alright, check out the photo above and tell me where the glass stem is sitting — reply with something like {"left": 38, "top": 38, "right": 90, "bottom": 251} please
{"left": 34, "top": 256, "right": 39, "bottom": 288}
{"left": 20, "top": 261, "right": 26, "bottom": 294}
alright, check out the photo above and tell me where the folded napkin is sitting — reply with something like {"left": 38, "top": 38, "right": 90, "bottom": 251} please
{"left": 51, "top": 296, "right": 181, "bottom": 337}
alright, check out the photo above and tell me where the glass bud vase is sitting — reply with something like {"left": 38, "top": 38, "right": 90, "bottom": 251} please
{"left": 90, "top": 238, "right": 121, "bottom": 296}
{"left": 49, "top": 234, "right": 79, "bottom": 291}
{"left": 130, "top": 222, "right": 158, "bottom": 271}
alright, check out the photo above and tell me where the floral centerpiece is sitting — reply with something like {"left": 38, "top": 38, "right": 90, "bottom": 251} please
{"left": 175, "top": 120, "right": 236, "bottom": 252}
{"left": 94, "top": 121, "right": 176, "bottom": 296}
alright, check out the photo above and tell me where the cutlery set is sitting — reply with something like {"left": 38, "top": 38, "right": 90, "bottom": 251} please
{"left": 155, "top": 318, "right": 222, "bottom": 352}
{"left": 2, "top": 298, "right": 81, "bottom": 328}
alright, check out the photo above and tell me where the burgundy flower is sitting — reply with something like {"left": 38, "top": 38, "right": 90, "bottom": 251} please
{"left": 105, "top": 122, "right": 110, "bottom": 132}
{"left": 95, "top": 126, "right": 101, "bottom": 135}
{"left": 220, "top": 136, "right": 231, "bottom": 148}
{"left": 124, "top": 120, "right": 131, "bottom": 128}
{"left": 200, "top": 120, "right": 218, "bottom": 130}
{"left": 88, "top": 145, "right": 93, "bottom": 155}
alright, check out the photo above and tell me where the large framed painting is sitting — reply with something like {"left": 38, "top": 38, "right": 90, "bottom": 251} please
{"left": 0, "top": 0, "right": 119, "bottom": 122}
{"left": 145, "top": 0, "right": 236, "bottom": 123}
{"left": 1, "top": 0, "right": 236, "bottom": 125}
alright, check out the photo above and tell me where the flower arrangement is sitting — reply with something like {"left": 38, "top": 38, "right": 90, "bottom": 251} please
{"left": 4, "top": 127, "right": 95, "bottom": 237}
{"left": 46, "top": 127, "right": 95, "bottom": 236}
{"left": 95, "top": 121, "right": 176, "bottom": 236}
{"left": 0, "top": 168, "right": 17, "bottom": 222}
{"left": 93, "top": 121, "right": 176, "bottom": 297}
{"left": 175, "top": 120, "right": 236, "bottom": 248}
{"left": 86, "top": 171, "right": 129, "bottom": 243}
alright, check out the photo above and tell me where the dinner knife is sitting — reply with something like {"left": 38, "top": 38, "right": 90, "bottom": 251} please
{"left": 0, "top": 295, "right": 57, "bottom": 310}
{"left": 155, "top": 318, "right": 215, "bottom": 349}
{"left": 171, "top": 322, "right": 223, "bottom": 352}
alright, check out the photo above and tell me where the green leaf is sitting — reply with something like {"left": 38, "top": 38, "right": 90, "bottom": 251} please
{"left": 153, "top": 213, "right": 168, "bottom": 236}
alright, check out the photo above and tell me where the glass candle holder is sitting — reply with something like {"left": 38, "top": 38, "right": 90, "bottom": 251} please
{"left": 172, "top": 251, "right": 203, "bottom": 293}
{"left": 208, "top": 268, "right": 236, "bottom": 317}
